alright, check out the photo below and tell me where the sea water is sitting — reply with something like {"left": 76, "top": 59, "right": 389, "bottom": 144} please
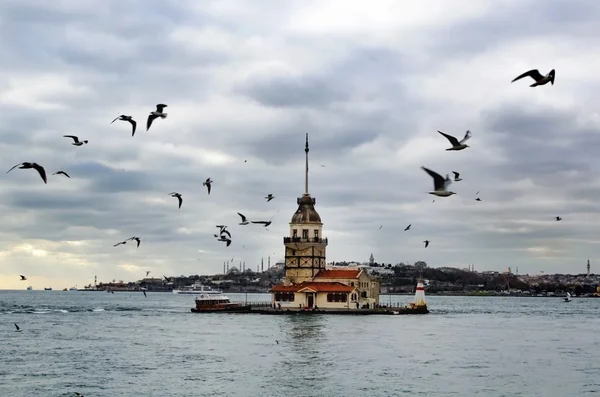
{"left": 1, "top": 291, "right": 599, "bottom": 396}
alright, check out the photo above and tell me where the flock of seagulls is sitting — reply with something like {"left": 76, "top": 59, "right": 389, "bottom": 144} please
{"left": 416, "top": 68, "right": 559, "bottom": 248}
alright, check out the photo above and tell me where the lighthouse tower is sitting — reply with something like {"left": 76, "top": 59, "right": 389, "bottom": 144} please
{"left": 283, "top": 133, "right": 328, "bottom": 284}
{"left": 412, "top": 281, "right": 427, "bottom": 307}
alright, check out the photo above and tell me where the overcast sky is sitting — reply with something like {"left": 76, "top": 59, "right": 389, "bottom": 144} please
{"left": 1, "top": 0, "right": 599, "bottom": 289}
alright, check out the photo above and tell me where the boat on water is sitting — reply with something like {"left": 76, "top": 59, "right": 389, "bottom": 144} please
{"left": 173, "top": 282, "right": 223, "bottom": 295}
{"left": 190, "top": 294, "right": 251, "bottom": 313}
{"left": 44, "top": 287, "right": 52, "bottom": 291}
{"left": 69, "top": 287, "right": 78, "bottom": 291}
{"left": 564, "top": 292, "right": 572, "bottom": 302}
{"left": 26, "top": 286, "right": 32, "bottom": 291}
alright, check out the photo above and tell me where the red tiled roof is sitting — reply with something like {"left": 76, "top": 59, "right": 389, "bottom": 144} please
{"left": 270, "top": 284, "right": 300, "bottom": 293}
{"left": 270, "top": 281, "right": 355, "bottom": 293}
{"left": 314, "top": 269, "right": 361, "bottom": 279}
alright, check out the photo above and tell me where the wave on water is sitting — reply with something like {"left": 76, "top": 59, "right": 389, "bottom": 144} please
{"left": 0, "top": 306, "right": 145, "bottom": 315}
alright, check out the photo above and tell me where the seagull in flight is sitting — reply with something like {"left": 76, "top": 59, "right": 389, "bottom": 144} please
{"left": 7, "top": 162, "right": 47, "bottom": 184}
{"left": 145, "top": 271, "right": 151, "bottom": 277}
{"left": 220, "top": 229, "right": 232, "bottom": 239}
{"left": 111, "top": 115, "right": 137, "bottom": 136}
{"left": 404, "top": 224, "right": 411, "bottom": 231}
{"left": 475, "top": 197, "right": 482, "bottom": 202}
{"left": 147, "top": 104, "right": 168, "bottom": 131}
{"left": 238, "top": 213, "right": 249, "bottom": 225}
{"left": 218, "top": 236, "right": 232, "bottom": 247}
{"left": 168, "top": 192, "right": 183, "bottom": 209}
{"left": 511, "top": 69, "right": 555, "bottom": 87}
{"left": 423, "top": 240, "right": 430, "bottom": 248}
{"left": 438, "top": 130, "right": 471, "bottom": 151}
{"left": 14, "top": 323, "right": 22, "bottom": 332}
{"left": 265, "top": 194, "right": 275, "bottom": 202}
{"left": 452, "top": 171, "right": 462, "bottom": 182}
{"left": 251, "top": 220, "right": 272, "bottom": 227}
{"left": 20, "top": 275, "right": 27, "bottom": 280}
{"left": 113, "top": 240, "right": 128, "bottom": 247}
{"left": 203, "top": 178, "right": 213, "bottom": 195}
{"left": 421, "top": 166, "right": 456, "bottom": 197}
{"left": 555, "top": 216, "right": 562, "bottom": 221}
{"left": 53, "top": 171, "right": 70, "bottom": 178}
{"left": 63, "top": 135, "right": 89, "bottom": 146}
{"left": 127, "top": 237, "right": 141, "bottom": 247}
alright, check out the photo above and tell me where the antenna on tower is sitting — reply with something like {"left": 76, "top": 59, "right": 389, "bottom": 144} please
{"left": 304, "top": 133, "right": 309, "bottom": 195}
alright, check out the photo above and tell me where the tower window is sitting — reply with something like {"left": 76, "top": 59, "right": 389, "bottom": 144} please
{"left": 302, "top": 229, "right": 309, "bottom": 239}
{"left": 292, "top": 229, "right": 297, "bottom": 238}
{"left": 314, "top": 229, "right": 319, "bottom": 238}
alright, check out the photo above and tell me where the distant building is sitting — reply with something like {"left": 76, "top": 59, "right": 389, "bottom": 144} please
{"left": 588, "top": 259, "right": 591, "bottom": 276}
{"left": 369, "top": 253, "right": 375, "bottom": 266}
{"left": 270, "top": 134, "right": 380, "bottom": 310}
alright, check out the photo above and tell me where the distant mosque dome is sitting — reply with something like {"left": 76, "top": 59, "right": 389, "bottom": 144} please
{"left": 291, "top": 194, "right": 322, "bottom": 224}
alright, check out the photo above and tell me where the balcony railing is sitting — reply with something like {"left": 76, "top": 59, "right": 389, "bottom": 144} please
{"left": 283, "top": 237, "right": 328, "bottom": 244}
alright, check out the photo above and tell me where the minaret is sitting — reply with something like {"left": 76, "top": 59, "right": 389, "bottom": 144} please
{"left": 268, "top": 256, "right": 271, "bottom": 270}
{"left": 283, "top": 133, "right": 328, "bottom": 284}
{"left": 223, "top": 262, "right": 226, "bottom": 274}
{"left": 587, "top": 259, "right": 591, "bottom": 276}
{"left": 226, "top": 261, "right": 229, "bottom": 272}
{"left": 261, "top": 257, "right": 264, "bottom": 272}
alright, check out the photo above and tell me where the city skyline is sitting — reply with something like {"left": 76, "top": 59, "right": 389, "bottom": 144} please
{"left": 2, "top": 1, "right": 600, "bottom": 289}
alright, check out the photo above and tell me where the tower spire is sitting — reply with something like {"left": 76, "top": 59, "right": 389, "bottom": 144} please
{"left": 304, "top": 133, "right": 309, "bottom": 195}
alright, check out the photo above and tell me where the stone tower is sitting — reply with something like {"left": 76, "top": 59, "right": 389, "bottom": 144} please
{"left": 283, "top": 133, "right": 328, "bottom": 284}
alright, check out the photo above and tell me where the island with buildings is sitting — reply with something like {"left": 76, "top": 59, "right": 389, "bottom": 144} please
{"left": 77, "top": 136, "right": 600, "bottom": 300}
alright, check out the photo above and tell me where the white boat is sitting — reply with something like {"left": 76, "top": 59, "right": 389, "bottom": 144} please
{"left": 69, "top": 287, "right": 78, "bottom": 291}
{"left": 172, "top": 282, "right": 223, "bottom": 295}
{"left": 564, "top": 292, "right": 572, "bottom": 302}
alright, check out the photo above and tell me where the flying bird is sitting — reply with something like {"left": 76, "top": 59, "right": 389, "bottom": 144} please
{"left": 238, "top": 213, "right": 249, "bottom": 225}
{"left": 63, "top": 135, "right": 89, "bottom": 146}
{"left": 216, "top": 225, "right": 227, "bottom": 232}
{"left": 555, "top": 216, "right": 562, "bottom": 221}
{"left": 53, "top": 171, "right": 70, "bottom": 178}
{"left": 203, "top": 178, "right": 213, "bottom": 195}
{"left": 145, "top": 271, "right": 151, "bottom": 277}
{"left": 218, "top": 236, "right": 232, "bottom": 247}
{"left": 475, "top": 197, "right": 482, "bottom": 202}
{"left": 423, "top": 240, "right": 430, "bottom": 248}
{"left": 127, "top": 237, "right": 141, "bottom": 247}
{"left": 142, "top": 290, "right": 147, "bottom": 298}
{"left": 168, "top": 192, "right": 183, "bottom": 209}
{"left": 163, "top": 276, "right": 171, "bottom": 282}
{"left": 438, "top": 130, "right": 471, "bottom": 151}
{"left": 20, "top": 275, "right": 27, "bottom": 280}
{"left": 251, "top": 220, "right": 272, "bottom": 227}
{"left": 113, "top": 240, "right": 127, "bottom": 247}
{"left": 111, "top": 115, "right": 137, "bottom": 136}
{"left": 265, "top": 194, "right": 275, "bottom": 202}
{"left": 452, "top": 171, "right": 462, "bottom": 182}
{"left": 404, "top": 224, "right": 411, "bottom": 231}
{"left": 379, "top": 225, "right": 383, "bottom": 230}
{"left": 421, "top": 166, "right": 456, "bottom": 197}
{"left": 7, "top": 162, "right": 47, "bottom": 184}
{"left": 14, "top": 323, "right": 21, "bottom": 332}
{"left": 220, "top": 229, "right": 232, "bottom": 239}
{"left": 511, "top": 69, "right": 555, "bottom": 87}
{"left": 147, "top": 104, "right": 168, "bottom": 131}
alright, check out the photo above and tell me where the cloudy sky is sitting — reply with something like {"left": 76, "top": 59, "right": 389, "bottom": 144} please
{"left": 1, "top": 0, "right": 599, "bottom": 289}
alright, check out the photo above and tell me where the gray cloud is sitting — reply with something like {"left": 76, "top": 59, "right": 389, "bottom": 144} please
{"left": 1, "top": 0, "right": 599, "bottom": 288}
